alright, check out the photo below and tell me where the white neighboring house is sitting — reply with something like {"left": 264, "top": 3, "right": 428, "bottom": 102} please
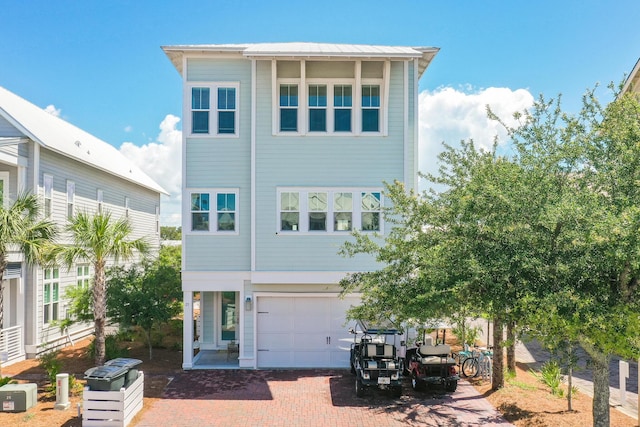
{"left": 622, "top": 57, "right": 640, "bottom": 95}
{"left": 0, "top": 86, "right": 167, "bottom": 365}
{"left": 163, "top": 42, "right": 438, "bottom": 369}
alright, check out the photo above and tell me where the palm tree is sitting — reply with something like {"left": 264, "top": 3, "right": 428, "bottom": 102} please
{"left": 59, "top": 211, "right": 149, "bottom": 365}
{"left": 0, "top": 193, "right": 57, "bottom": 329}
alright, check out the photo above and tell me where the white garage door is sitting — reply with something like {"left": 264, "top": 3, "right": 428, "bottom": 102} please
{"left": 256, "top": 295, "right": 359, "bottom": 368}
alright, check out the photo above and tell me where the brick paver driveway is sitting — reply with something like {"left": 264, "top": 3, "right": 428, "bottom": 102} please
{"left": 134, "top": 369, "right": 513, "bottom": 427}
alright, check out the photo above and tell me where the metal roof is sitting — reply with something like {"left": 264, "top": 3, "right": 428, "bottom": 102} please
{"left": 0, "top": 86, "right": 167, "bottom": 195}
{"left": 162, "top": 42, "right": 439, "bottom": 78}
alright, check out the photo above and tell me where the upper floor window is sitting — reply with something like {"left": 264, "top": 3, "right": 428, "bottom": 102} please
{"left": 334, "top": 85, "right": 352, "bottom": 132}
{"left": 97, "top": 189, "right": 103, "bottom": 214}
{"left": 190, "top": 84, "right": 239, "bottom": 136}
{"left": 43, "top": 267, "right": 60, "bottom": 325}
{"left": 279, "top": 84, "right": 298, "bottom": 132}
{"left": 308, "top": 85, "right": 327, "bottom": 132}
{"left": 43, "top": 174, "right": 53, "bottom": 218}
{"left": 77, "top": 264, "right": 91, "bottom": 288}
{"left": 278, "top": 189, "right": 382, "bottom": 233}
{"left": 361, "top": 85, "right": 380, "bottom": 132}
{"left": 66, "top": 180, "right": 75, "bottom": 220}
{"left": 124, "top": 196, "right": 130, "bottom": 219}
{"left": 189, "top": 190, "right": 239, "bottom": 233}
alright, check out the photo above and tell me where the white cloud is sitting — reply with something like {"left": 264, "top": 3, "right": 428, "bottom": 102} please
{"left": 418, "top": 86, "right": 534, "bottom": 190}
{"left": 124, "top": 125, "right": 133, "bottom": 132}
{"left": 44, "top": 104, "right": 61, "bottom": 117}
{"left": 119, "top": 114, "right": 182, "bottom": 227}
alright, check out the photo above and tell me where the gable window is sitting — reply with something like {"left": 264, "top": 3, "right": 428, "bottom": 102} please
{"left": 189, "top": 190, "right": 239, "bottom": 233}
{"left": 361, "top": 192, "right": 381, "bottom": 231}
{"left": 43, "top": 267, "right": 59, "bottom": 325}
{"left": 334, "top": 192, "right": 353, "bottom": 231}
{"left": 216, "top": 193, "right": 236, "bottom": 231}
{"left": 192, "top": 87, "right": 210, "bottom": 134}
{"left": 44, "top": 174, "right": 53, "bottom": 218}
{"left": 217, "top": 87, "right": 236, "bottom": 134}
{"left": 77, "top": 264, "right": 90, "bottom": 288}
{"left": 67, "top": 180, "right": 75, "bottom": 220}
{"left": 280, "top": 192, "right": 300, "bottom": 231}
{"left": 308, "top": 85, "right": 327, "bottom": 132}
{"left": 308, "top": 192, "right": 327, "bottom": 231}
{"left": 334, "top": 85, "right": 352, "bottom": 132}
{"left": 361, "top": 85, "right": 380, "bottom": 132}
{"left": 190, "top": 84, "right": 239, "bottom": 136}
{"left": 279, "top": 84, "right": 298, "bottom": 132}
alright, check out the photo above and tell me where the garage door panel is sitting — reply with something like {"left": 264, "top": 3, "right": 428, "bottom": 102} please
{"left": 293, "top": 332, "right": 327, "bottom": 350}
{"left": 257, "top": 332, "right": 293, "bottom": 349}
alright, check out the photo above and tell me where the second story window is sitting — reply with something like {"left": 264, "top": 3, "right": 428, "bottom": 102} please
{"left": 334, "top": 192, "right": 353, "bottom": 231}
{"left": 124, "top": 196, "right": 130, "bottom": 219}
{"left": 190, "top": 84, "right": 239, "bottom": 137}
{"left": 308, "top": 192, "right": 327, "bottom": 231}
{"left": 279, "top": 84, "right": 298, "bottom": 132}
{"left": 361, "top": 85, "right": 380, "bottom": 132}
{"left": 361, "top": 191, "right": 381, "bottom": 231}
{"left": 217, "top": 87, "right": 236, "bottom": 134}
{"left": 44, "top": 174, "right": 53, "bottom": 218}
{"left": 67, "top": 180, "right": 75, "bottom": 220}
{"left": 334, "top": 85, "right": 352, "bottom": 132}
{"left": 189, "top": 190, "right": 239, "bottom": 233}
{"left": 97, "top": 189, "right": 103, "bottom": 214}
{"left": 280, "top": 192, "right": 300, "bottom": 231}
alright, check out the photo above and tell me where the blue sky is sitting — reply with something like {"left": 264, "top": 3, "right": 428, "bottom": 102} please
{"left": 1, "top": 1, "right": 639, "bottom": 225}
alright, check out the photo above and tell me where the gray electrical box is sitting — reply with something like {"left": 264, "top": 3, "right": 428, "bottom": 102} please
{"left": 0, "top": 383, "right": 38, "bottom": 412}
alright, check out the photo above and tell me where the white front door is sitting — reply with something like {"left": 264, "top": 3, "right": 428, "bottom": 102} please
{"left": 256, "top": 295, "right": 359, "bottom": 368}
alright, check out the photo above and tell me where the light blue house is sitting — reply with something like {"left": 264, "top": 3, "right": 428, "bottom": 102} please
{"left": 162, "top": 42, "right": 438, "bottom": 369}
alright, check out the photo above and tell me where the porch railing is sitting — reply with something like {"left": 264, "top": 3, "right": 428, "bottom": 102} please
{"left": 0, "top": 325, "right": 24, "bottom": 364}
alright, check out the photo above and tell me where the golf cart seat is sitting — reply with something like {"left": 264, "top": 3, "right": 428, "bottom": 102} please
{"left": 364, "top": 343, "right": 396, "bottom": 359}
{"left": 416, "top": 339, "right": 456, "bottom": 365}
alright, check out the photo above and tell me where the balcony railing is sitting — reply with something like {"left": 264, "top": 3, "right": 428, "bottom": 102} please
{"left": 0, "top": 325, "right": 24, "bottom": 365}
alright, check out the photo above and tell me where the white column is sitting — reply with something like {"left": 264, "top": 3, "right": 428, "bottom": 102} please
{"left": 182, "top": 291, "right": 194, "bottom": 369}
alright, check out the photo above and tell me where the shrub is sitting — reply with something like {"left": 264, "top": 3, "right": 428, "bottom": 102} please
{"left": 532, "top": 360, "right": 564, "bottom": 397}
{"left": 0, "top": 376, "right": 17, "bottom": 387}
{"left": 87, "top": 335, "right": 127, "bottom": 363}
{"left": 38, "top": 350, "right": 62, "bottom": 392}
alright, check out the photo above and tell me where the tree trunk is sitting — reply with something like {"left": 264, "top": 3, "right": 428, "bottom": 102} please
{"left": 492, "top": 315, "right": 504, "bottom": 390}
{"left": 506, "top": 320, "right": 516, "bottom": 374}
{"left": 143, "top": 328, "right": 153, "bottom": 360}
{"left": 93, "top": 261, "right": 107, "bottom": 366}
{"left": 590, "top": 350, "right": 611, "bottom": 427}
{"left": 567, "top": 362, "right": 573, "bottom": 412}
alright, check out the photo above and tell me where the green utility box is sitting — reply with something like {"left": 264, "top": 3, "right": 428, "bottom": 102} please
{"left": 0, "top": 383, "right": 37, "bottom": 412}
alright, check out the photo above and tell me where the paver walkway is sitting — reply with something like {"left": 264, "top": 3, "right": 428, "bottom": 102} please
{"left": 134, "top": 369, "right": 514, "bottom": 427}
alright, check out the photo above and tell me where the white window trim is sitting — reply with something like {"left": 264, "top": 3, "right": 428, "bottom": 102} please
{"left": 66, "top": 180, "right": 75, "bottom": 220}
{"left": 0, "top": 171, "right": 9, "bottom": 208}
{"left": 43, "top": 174, "right": 53, "bottom": 218}
{"left": 272, "top": 60, "right": 388, "bottom": 137}
{"left": 97, "top": 189, "right": 103, "bottom": 214}
{"left": 276, "top": 187, "right": 383, "bottom": 234}
{"left": 186, "top": 82, "right": 240, "bottom": 138}
{"left": 187, "top": 188, "right": 240, "bottom": 235}
{"left": 77, "top": 264, "right": 91, "bottom": 288}
{"left": 124, "top": 196, "right": 130, "bottom": 218}
{"left": 43, "top": 267, "right": 60, "bottom": 326}
{"left": 306, "top": 79, "right": 356, "bottom": 134}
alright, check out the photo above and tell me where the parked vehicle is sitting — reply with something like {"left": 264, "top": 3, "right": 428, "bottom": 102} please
{"left": 406, "top": 335, "right": 459, "bottom": 392}
{"left": 349, "top": 320, "right": 403, "bottom": 398}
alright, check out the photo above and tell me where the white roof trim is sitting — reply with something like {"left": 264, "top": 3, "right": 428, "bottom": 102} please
{"left": 0, "top": 86, "right": 167, "bottom": 195}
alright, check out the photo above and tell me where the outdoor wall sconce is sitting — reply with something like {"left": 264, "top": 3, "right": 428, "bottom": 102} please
{"left": 245, "top": 296, "right": 253, "bottom": 311}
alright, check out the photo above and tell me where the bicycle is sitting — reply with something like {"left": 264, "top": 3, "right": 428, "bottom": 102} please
{"left": 460, "top": 346, "right": 493, "bottom": 381}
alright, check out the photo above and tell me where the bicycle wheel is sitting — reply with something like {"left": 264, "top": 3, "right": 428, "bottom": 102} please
{"left": 462, "top": 357, "right": 479, "bottom": 377}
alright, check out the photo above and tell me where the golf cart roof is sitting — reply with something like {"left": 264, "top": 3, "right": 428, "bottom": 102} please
{"left": 356, "top": 319, "right": 402, "bottom": 335}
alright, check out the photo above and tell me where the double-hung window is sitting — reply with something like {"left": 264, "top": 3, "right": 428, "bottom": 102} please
{"left": 334, "top": 85, "right": 352, "bottom": 132}
{"left": 190, "top": 190, "right": 238, "bottom": 233}
{"left": 77, "top": 265, "right": 90, "bottom": 288}
{"left": 280, "top": 84, "right": 298, "bottom": 132}
{"left": 334, "top": 192, "right": 353, "bottom": 231}
{"left": 44, "top": 174, "right": 53, "bottom": 218}
{"left": 361, "top": 85, "right": 380, "bottom": 132}
{"left": 280, "top": 192, "right": 300, "bottom": 231}
{"left": 97, "top": 189, "right": 103, "bottom": 214}
{"left": 361, "top": 192, "right": 381, "bottom": 231}
{"left": 66, "top": 180, "right": 75, "bottom": 220}
{"left": 308, "top": 85, "right": 327, "bottom": 132}
{"left": 308, "top": 192, "right": 327, "bottom": 231}
{"left": 43, "top": 267, "right": 59, "bottom": 325}
{"left": 190, "top": 84, "right": 239, "bottom": 136}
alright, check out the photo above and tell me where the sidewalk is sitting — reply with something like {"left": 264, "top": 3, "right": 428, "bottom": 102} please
{"left": 515, "top": 340, "right": 639, "bottom": 420}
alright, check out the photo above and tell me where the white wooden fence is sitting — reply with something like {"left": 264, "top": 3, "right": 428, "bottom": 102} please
{"left": 82, "top": 371, "right": 144, "bottom": 427}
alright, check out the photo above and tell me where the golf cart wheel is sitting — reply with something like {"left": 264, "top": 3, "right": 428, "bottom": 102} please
{"left": 445, "top": 379, "right": 458, "bottom": 392}
{"left": 390, "top": 385, "right": 402, "bottom": 398}
{"left": 355, "top": 378, "right": 365, "bottom": 397}
{"left": 411, "top": 374, "right": 423, "bottom": 391}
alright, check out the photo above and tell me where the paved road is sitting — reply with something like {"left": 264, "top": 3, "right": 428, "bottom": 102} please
{"left": 134, "top": 369, "right": 514, "bottom": 427}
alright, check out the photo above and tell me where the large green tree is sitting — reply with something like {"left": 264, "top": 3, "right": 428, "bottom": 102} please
{"left": 0, "top": 193, "right": 57, "bottom": 329}
{"left": 58, "top": 211, "right": 149, "bottom": 365}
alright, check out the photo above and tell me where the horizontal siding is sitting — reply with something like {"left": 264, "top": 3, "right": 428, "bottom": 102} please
{"left": 0, "top": 115, "right": 22, "bottom": 137}
{"left": 187, "top": 58, "right": 250, "bottom": 82}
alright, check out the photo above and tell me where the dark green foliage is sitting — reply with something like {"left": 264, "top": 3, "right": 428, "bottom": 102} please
{"left": 87, "top": 335, "right": 128, "bottom": 362}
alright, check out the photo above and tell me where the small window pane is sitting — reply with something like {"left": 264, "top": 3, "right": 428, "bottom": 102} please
{"left": 280, "top": 109, "right": 297, "bottom": 132}
{"left": 309, "top": 109, "right": 326, "bottom": 132}
{"left": 309, "top": 212, "right": 327, "bottom": 231}
{"left": 361, "top": 212, "right": 380, "bottom": 231}
{"left": 218, "top": 111, "right": 235, "bottom": 134}
{"left": 308, "top": 192, "right": 327, "bottom": 211}
{"left": 218, "top": 88, "right": 236, "bottom": 109}
{"left": 362, "top": 192, "right": 381, "bottom": 210}
{"left": 192, "top": 193, "right": 210, "bottom": 211}
{"left": 217, "top": 212, "right": 235, "bottom": 231}
{"left": 362, "top": 110, "right": 379, "bottom": 132}
{"left": 334, "top": 110, "right": 351, "bottom": 132}
{"left": 192, "top": 87, "right": 210, "bottom": 109}
{"left": 334, "top": 193, "right": 352, "bottom": 211}
{"left": 44, "top": 284, "right": 51, "bottom": 303}
{"left": 281, "top": 212, "right": 299, "bottom": 231}
{"left": 334, "top": 212, "right": 352, "bottom": 231}
{"left": 192, "top": 213, "right": 209, "bottom": 231}
{"left": 192, "top": 111, "right": 209, "bottom": 133}
{"left": 281, "top": 192, "right": 299, "bottom": 211}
